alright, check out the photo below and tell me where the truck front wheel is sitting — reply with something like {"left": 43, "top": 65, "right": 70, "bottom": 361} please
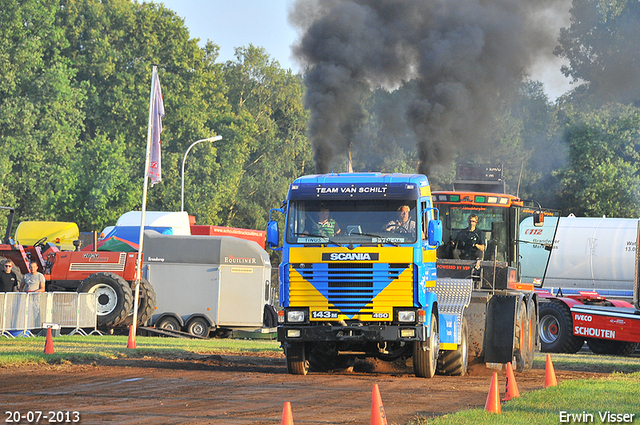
{"left": 414, "top": 313, "right": 439, "bottom": 378}
{"left": 78, "top": 272, "right": 133, "bottom": 327}
{"left": 587, "top": 339, "right": 639, "bottom": 356}
{"left": 285, "top": 342, "right": 309, "bottom": 375}
{"left": 539, "top": 301, "right": 583, "bottom": 353}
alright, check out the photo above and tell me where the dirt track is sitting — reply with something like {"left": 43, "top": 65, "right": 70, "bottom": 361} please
{"left": 0, "top": 352, "right": 606, "bottom": 424}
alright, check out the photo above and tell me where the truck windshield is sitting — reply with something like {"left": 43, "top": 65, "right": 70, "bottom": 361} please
{"left": 437, "top": 205, "right": 509, "bottom": 261}
{"left": 286, "top": 199, "right": 418, "bottom": 245}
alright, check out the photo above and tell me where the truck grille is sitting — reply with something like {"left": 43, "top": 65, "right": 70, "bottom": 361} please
{"left": 290, "top": 262, "right": 412, "bottom": 316}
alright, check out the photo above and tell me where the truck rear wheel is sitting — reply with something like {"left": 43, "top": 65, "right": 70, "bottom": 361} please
{"left": 78, "top": 272, "right": 133, "bottom": 327}
{"left": 414, "top": 313, "right": 438, "bottom": 378}
{"left": 587, "top": 339, "right": 639, "bottom": 356}
{"left": 539, "top": 301, "right": 583, "bottom": 353}
{"left": 285, "top": 342, "right": 309, "bottom": 375}
{"left": 437, "top": 317, "right": 468, "bottom": 376}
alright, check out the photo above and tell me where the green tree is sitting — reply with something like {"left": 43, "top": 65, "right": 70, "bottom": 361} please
{"left": 556, "top": 104, "right": 640, "bottom": 217}
{"left": 0, "top": 0, "right": 85, "bottom": 229}
{"left": 555, "top": 0, "right": 640, "bottom": 105}
{"left": 221, "top": 46, "right": 313, "bottom": 230}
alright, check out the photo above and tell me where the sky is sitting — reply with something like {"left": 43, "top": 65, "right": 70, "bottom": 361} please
{"left": 160, "top": 0, "right": 300, "bottom": 72}
{"left": 159, "top": 0, "right": 572, "bottom": 100}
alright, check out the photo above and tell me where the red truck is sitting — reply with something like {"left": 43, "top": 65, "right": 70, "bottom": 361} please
{"left": 537, "top": 220, "right": 640, "bottom": 355}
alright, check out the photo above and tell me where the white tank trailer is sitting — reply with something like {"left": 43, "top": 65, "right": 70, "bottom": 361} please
{"left": 528, "top": 216, "right": 637, "bottom": 299}
{"left": 142, "top": 231, "right": 274, "bottom": 337}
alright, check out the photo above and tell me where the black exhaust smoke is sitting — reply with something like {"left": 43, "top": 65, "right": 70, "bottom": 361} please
{"left": 290, "top": 0, "right": 568, "bottom": 175}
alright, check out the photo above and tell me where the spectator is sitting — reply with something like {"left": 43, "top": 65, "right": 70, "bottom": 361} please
{"left": 20, "top": 261, "right": 45, "bottom": 293}
{"left": 0, "top": 260, "right": 19, "bottom": 292}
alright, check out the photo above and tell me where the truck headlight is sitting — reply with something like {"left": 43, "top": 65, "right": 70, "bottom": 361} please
{"left": 397, "top": 310, "right": 416, "bottom": 322}
{"left": 287, "top": 310, "right": 306, "bottom": 323}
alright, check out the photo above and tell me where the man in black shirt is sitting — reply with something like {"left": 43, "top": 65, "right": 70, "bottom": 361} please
{"left": 0, "top": 260, "right": 19, "bottom": 292}
{"left": 452, "top": 214, "right": 485, "bottom": 260}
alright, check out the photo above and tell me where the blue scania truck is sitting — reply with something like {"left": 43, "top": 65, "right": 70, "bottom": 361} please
{"left": 267, "top": 172, "right": 558, "bottom": 377}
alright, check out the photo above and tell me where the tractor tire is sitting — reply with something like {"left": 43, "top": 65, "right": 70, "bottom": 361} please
{"left": 539, "top": 301, "right": 584, "bottom": 353}
{"left": 587, "top": 339, "right": 639, "bottom": 356}
{"left": 437, "top": 317, "right": 468, "bottom": 376}
{"left": 78, "top": 272, "right": 133, "bottom": 327}
{"left": 513, "top": 301, "right": 528, "bottom": 372}
{"left": 121, "top": 278, "right": 157, "bottom": 327}
{"left": 285, "top": 342, "right": 309, "bottom": 375}
{"left": 524, "top": 298, "right": 537, "bottom": 370}
{"left": 413, "top": 313, "right": 439, "bottom": 378}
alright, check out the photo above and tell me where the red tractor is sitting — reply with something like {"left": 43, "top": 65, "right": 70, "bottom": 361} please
{"left": 0, "top": 207, "right": 155, "bottom": 327}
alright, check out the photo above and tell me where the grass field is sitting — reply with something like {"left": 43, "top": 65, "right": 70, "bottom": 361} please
{"left": 1, "top": 334, "right": 639, "bottom": 424}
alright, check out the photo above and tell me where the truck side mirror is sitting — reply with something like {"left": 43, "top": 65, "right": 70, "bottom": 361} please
{"left": 266, "top": 220, "right": 280, "bottom": 250}
{"left": 428, "top": 220, "right": 442, "bottom": 247}
{"left": 534, "top": 212, "right": 544, "bottom": 227}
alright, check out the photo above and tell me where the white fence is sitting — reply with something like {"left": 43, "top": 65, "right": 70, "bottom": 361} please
{"left": 0, "top": 292, "right": 99, "bottom": 338}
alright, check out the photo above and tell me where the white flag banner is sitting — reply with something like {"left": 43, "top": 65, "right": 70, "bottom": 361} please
{"left": 148, "top": 69, "right": 164, "bottom": 186}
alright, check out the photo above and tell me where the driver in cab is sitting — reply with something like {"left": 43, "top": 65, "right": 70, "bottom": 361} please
{"left": 384, "top": 205, "right": 416, "bottom": 234}
{"left": 452, "top": 214, "right": 485, "bottom": 260}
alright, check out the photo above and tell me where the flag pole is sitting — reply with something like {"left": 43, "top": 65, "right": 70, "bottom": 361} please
{"left": 131, "top": 65, "right": 159, "bottom": 345}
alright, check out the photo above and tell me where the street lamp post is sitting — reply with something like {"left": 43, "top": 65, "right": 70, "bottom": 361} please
{"left": 181, "top": 135, "right": 222, "bottom": 212}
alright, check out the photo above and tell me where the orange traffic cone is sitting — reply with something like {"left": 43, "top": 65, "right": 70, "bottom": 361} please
{"left": 502, "top": 362, "right": 520, "bottom": 401}
{"left": 371, "top": 384, "right": 388, "bottom": 425}
{"left": 281, "top": 401, "right": 294, "bottom": 425}
{"left": 44, "top": 327, "right": 55, "bottom": 354}
{"left": 484, "top": 372, "right": 501, "bottom": 413}
{"left": 126, "top": 325, "right": 136, "bottom": 349}
{"left": 545, "top": 354, "right": 557, "bottom": 387}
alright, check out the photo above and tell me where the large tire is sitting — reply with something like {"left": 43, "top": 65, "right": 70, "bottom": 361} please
{"left": 263, "top": 304, "right": 278, "bottom": 328}
{"left": 437, "top": 317, "right": 468, "bottom": 376}
{"left": 285, "top": 342, "right": 309, "bottom": 375}
{"left": 78, "top": 272, "right": 133, "bottom": 327}
{"left": 513, "top": 301, "right": 528, "bottom": 372}
{"left": 524, "top": 298, "right": 537, "bottom": 370}
{"left": 539, "top": 301, "right": 584, "bottom": 353}
{"left": 414, "top": 313, "right": 439, "bottom": 378}
{"left": 587, "top": 339, "right": 639, "bottom": 356}
{"left": 121, "top": 278, "right": 157, "bottom": 327}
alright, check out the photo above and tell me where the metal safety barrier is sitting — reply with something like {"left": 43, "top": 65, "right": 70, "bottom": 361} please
{"left": 0, "top": 292, "right": 99, "bottom": 338}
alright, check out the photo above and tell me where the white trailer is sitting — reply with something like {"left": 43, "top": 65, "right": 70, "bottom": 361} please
{"left": 142, "top": 231, "right": 273, "bottom": 337}
{"left": 545, "top": 216, "right": 637, "bottom": 298}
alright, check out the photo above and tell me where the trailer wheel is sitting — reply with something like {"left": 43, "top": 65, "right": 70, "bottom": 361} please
{"left": 539, "top": 301, "right": 583, "bottom": 353}
{"left": 437, "top": 317, "right": 468, "bottom": 376}
{"left": 157, "top": 316, "right": 181, "bottom": 331}
{"left": 414, "top": 313, "right": 439, "bottom": 378}
{"left": 285, "top": 342, "right": 309, "bottom": 375}
{"left": 587, "top": 339, "right": 639, "bottom": 356}
{"left": 78, "top": 272, "right": 133, "bottom": 327}
{"left": 186, "top": 317, "right": 210, "bottom": 338}
{"left": 121, "top": 278, "right": 157, "bottom": 327}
